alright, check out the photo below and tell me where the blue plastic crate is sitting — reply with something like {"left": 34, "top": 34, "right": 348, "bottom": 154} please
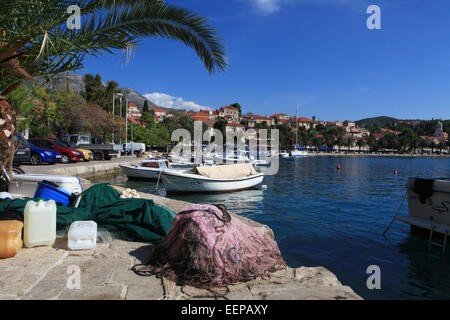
{"left": 34, "top": 182, "right": 72, "bottom": 206}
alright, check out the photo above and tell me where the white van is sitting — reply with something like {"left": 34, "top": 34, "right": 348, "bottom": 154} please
{"left": 123, "top": 142, "right": 145, "bottom": 155}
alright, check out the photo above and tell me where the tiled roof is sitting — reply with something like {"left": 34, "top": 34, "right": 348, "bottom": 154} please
{"left": 191, "top": 116, "right": 211, "bottom": 121}
{"left": 150, "top": 108, "right": 168, "bottom": 113}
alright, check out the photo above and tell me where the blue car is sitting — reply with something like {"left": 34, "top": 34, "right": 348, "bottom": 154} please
{"left": 28, "top": 141, "right": 63, "bottom": 165}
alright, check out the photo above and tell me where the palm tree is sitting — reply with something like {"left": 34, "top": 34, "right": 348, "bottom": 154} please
{"left": 367, "top": 135, "right": 376, "bottom": 153}
{"left": 356, "top": 138, "right": 366, "bottom": 153}
{"left": 0, "top": 0, "right": 227, "bottom": 177}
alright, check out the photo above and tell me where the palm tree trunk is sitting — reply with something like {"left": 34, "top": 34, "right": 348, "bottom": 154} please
{"left": 0, "top": 96, "right": 17, "bottom": 180}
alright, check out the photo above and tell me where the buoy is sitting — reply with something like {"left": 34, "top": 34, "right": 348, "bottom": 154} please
{"left": 337, "top": 163, "right": 341, "bottom": 170}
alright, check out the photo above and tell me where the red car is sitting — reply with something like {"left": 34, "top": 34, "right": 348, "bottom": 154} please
{"left": 28, "top": 138, "right": 84, "bottom": 163}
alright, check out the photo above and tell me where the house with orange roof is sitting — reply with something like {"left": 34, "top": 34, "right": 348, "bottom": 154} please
{"left": 217, "top": 105, "right": 240, "bottom": 122}
{"left": 194, "top": 109, "right": 218, "bottom": 120}
{"left": 244, "top": 114, "right": 274, "bottom": 127}
{"left": 379, "top": 128, "right": 402, "bottom": 135}
{"left": 128, "top": 103, "right": 142, "bottom": 120}
{"left": 149, "top": 107, "right": 169, "bottom": 123}
{"left": 271, "top": 113, "right": 290, "bottom": 121}
{"left": 225, "top": 123, "right": 245, "bottom": 134}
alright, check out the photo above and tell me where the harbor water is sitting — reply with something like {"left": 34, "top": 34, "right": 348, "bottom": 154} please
{"left": 94, "top": 156, "right": 450, "bottom": 299}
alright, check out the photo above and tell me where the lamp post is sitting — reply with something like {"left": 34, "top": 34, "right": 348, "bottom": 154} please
{"left": 112, "top": 93, "right": 123, "bottom": 144}
{"left": 125, "top": 98, "right": 128, "bottom": 153}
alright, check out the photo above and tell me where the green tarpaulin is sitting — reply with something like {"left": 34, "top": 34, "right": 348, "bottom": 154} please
{"left": 0, "top": 183, "right": 176, "bottom": 243}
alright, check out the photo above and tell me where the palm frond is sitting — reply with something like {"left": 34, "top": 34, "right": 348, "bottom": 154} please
{"left": 0, "top": 0, "right": 227, "bottom": 94}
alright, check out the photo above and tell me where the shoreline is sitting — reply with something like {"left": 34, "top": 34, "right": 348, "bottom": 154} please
{"left": 300, "top": 152, "right": 449, "bottom": 158}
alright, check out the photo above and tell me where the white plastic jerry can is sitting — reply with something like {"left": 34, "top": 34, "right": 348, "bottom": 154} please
{"left": 67, "top": 221, "right": 97, "bottom": 250}
{"left": 24, "top": 200, "right": 57, "bottom": 248}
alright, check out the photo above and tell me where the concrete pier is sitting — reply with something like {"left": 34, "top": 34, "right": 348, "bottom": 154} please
{"left": 2, "top": 157, "right": 363, "bottom": 300}
{"left": 20, "top": 156, "right": 142, "bottom": 177}
{"left": 0, "top": 187, "right": 361, "bottom": 300}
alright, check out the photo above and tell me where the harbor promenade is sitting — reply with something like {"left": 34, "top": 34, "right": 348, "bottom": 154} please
{"left": 19, "top": 155, "right": 142, "bottom": 177}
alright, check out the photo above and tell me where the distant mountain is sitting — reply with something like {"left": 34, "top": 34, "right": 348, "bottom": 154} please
{"left": 31, "top": 73, "right": 161, "bottom": 109}
{"left": 32, "top": 73, "right": 86, "bottom": 95}
{"left": 355, "top": 116, "right": 398, "bottom": 128}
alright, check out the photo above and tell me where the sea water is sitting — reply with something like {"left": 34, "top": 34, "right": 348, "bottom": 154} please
{"left": 97, "top": 156, "right": 450, "bottom": 300}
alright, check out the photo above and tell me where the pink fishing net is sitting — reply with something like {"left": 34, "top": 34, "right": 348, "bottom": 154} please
{"left": 134, "top": 204, "right": 286, "bottom": 288}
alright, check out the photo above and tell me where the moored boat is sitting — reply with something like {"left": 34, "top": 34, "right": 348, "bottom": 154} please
{"left": 395, "top": 178, "right": 450, "bottom": 241}
{"left": 120, "top": 159, "right": 194, "bottom": 181}
{"left": 160, "top": 163, "right": 264, "bottom": 193}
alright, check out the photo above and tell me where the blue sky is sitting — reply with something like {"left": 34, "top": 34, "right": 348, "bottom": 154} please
{"left": 81, "top": 0, "right": 450, "bottom": 121}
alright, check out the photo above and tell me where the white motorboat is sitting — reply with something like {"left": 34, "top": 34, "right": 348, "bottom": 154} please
{"left": 214, "top": 150, "right": 249, "bottom": 164}
{"left": 120, "top": 159, "right": 193, "bottom": 180}
{"left": 291, "top": 149, "right": 308, "bottom": 157}
{"left": 280, "top": 151, "right": 290, "bottom": 159}
{"left": 214, "top": 150, "right": 270, "bottom": 166}
{"left": 396, "top": 178, "right": 450, "bottom": 234}
{"left": 160, "top": 163, "right": 264, "bottom": 193}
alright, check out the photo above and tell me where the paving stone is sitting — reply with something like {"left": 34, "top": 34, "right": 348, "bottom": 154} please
{"left": 58, "top": 284, "right": 125, "bottom": 300}
{"left": 125, "top": 282, "right": 165, "bottom": 300}
{"left": 21, "top": 279, "right": 66, "bottom": 300}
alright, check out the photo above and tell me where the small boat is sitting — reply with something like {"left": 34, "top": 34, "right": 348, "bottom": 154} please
{"left": 160, "top": 163, "right": 264, "bottom": 193}
{"left": 120, "top": 159, "right": 194, "bottom": 181}
{"left": 396, "top": 178, "right": 450, "bottom": 234}
{"left": 280, "top": 150, "right": 290, "bottom": 159}
{"left": 214, "top": 151, "right": 271, "bottom": 167}
{"left": 291, "top": 149, "right": 308, "bottom": 157}
{"left": 214, "top": 150, "right": 249, "bottom": 164}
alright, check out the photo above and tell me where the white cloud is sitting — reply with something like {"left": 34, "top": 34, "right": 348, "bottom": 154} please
{"left": 246, "top": 0, "right": 355, "bottom": 14}
{"left": 144, "top": 93, "right": 212, "bottom": 112}
{"left": 251, "top": 0, "right": 282, "bottom": 13}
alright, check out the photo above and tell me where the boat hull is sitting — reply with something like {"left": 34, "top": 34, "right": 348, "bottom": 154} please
{"left": 120, "top": 165, "right": 161, "bottom": 180}
{"left": 160, "top": 171, "right": 264, "bottom": 193}
{"left": 291, "top": 150, "right": 308, "bottom": 157}
{"left": 406, "top": 178, "right": 450, "bottom": 226}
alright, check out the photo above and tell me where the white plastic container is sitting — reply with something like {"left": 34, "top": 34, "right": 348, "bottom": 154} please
{"left": 24, "top": 200, "right": 57, "bottom": 248}
{"left": 68, "top": 221, "right": 97, "bottom": 250}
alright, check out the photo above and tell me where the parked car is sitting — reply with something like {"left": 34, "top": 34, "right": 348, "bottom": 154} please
{"left": 28, "top": 138, "right": 84, "bottom": 163}
{"left": 58, "top": 141, "right": 93, "bottom": 161}
{"left": 13, "top": 134, "right": 31, "bottom": 166}
{"left": 61, "top": 134, "right": 122, "bottom": 160}
{"left": 27, "top": 141, "right": 62, "bottom": 165}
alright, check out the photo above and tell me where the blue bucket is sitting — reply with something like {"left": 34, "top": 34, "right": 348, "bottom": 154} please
{"left": 34, "top": 182, "right": 72, "bottom": 206}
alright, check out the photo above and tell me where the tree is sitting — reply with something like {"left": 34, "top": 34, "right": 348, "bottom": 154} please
{"left": 0, "top": 0, "right": 227, "bottom": 176}
{"left": 356, "top": 139, "right": 366, "bottom": 153}
{"left": 367, "top": 135, "right": 377, "bottom": 153}
{"left": 5, "top": 84, "right": 34, "bottom": 133}
{"left": 213, "top": 118, "right": 227, "bottom": 137}
{"left": 143, "top": 100, "right": 150, "bottom": 113}
{"left": 230, "top": 103, "right": 242, "bottom": 117}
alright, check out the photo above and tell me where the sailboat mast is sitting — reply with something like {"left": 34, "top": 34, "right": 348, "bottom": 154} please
{"left": 295, "top": 104, "right": 298, "bottom": 146}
